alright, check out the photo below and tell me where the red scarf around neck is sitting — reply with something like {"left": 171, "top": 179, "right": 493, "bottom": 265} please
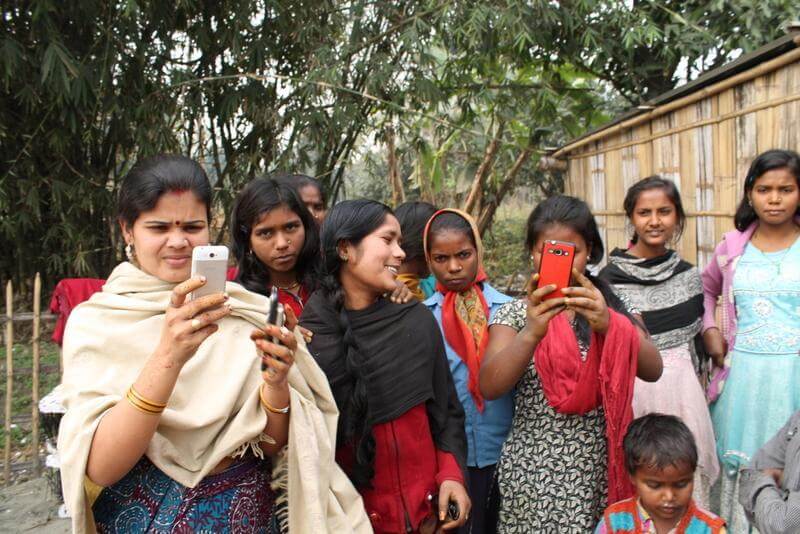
{"left": 437, "top": 267, "right": 490, "bottom": 412}
{"left": 534, "top": 309, "right": 640, "bottom": 503}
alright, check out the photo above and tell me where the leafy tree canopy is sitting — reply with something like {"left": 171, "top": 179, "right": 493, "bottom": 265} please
{"left": 1, "top": 0, "right": 794, "bottom": 287}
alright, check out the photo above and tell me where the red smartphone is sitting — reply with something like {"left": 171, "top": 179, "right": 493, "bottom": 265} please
{"left": 536, "top": 240, "right": 576, "bottom": 300}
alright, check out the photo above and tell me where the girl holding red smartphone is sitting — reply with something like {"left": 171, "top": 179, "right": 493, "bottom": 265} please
{"left": 479, "top": 195, "right": 662, "bottom": 531}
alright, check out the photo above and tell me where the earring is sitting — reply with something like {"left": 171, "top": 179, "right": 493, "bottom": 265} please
{"left": 748, "top": 199, "right": 753, "bottom": 207}
{"left": 341, "top": 254, "right": 349, "bottom": 262}
{"left": 125, "top": 243, "right": 135, "bottom": 262}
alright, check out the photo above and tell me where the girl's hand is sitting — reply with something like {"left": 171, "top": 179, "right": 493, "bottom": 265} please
{"left": 389, "top": 281, "right": 414, "bottom": 303}
{"left": 523, "top": 273, "right": 566, "bottom": 342}
{"left": 562, "top": 268, "right": 610, "bottom": 334}
{"left": 251, "top": 324, "right": 297, "bottom": 387}
{"left": 283, "top": 306, "right": 313, "bottom": 344}
{"left": 157, "top": 276, "right": 231, "bottom": 366}
{"left": 703, "top": 327, "right": 727, "bottom": 368}
{"left": 438, "top": 480, "right": 471, "bottom": 530}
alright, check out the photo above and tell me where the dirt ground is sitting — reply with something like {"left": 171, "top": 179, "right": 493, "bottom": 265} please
{"left": 0, "top": 477, "right": 70, "bottom": 533}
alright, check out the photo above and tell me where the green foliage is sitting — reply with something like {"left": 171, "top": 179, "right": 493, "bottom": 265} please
{"left": 483, "top": 215, "right": 528, "bottom": 287}
{"left": 1, "top": 0, "right": 795, "bottom": 287}
{"left": 0, "top": 342, "right": 62, "bottom": 450}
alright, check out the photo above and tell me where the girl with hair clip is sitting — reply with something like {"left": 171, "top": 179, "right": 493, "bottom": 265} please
{"left": 396, "top": 201, "right": 439, "bottom": 301}
{"left": 479, "top": 195, "right": 662, "bottom": 532}
{"left": 230, "top": 177, "right": 321, "bottom": 319}
{"left": 300, "top": 200, "right": 471, "bottom": 534}
{"left": 57, "top": 155, "right": 369, "bottom": 533}
{"left": 423, "top": 209, "right": 514, "bottom": 534}
{"left": 702, "top": 149, "right": 800, "bottom": 530}
{"left": 599, "top": 176, "right": 719, "bottom": 508}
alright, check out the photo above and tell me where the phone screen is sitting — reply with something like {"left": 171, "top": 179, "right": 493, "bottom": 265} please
{"left": 536, "top": 240, "right": 576, "bottom": 300}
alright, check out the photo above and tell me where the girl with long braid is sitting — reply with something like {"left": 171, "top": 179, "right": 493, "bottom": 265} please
{"left": 300, "top": 199, "right": 471, "bottom": 533}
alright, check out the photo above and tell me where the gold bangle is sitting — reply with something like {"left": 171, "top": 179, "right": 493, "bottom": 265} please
{"left": 259, "top": 384, "right": 290, "bottom": 414}
{"left": 126, "top": 390, "right": 164, "bottom": 415}
{"left": 128, "top": 386, "right": 167, "bottom": 410}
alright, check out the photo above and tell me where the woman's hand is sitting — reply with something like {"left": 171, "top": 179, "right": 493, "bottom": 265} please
{"left": 251, "top": 323, "right": 297, "bottom": 387}
{"left": 703, "top": 327, "right": 727, "bottom": 368}
{"left": 156, "top": 276, "right": 231, "bottom": 366}
{"left": 283, "top": 306, "right": 313, "bottom": 344}
{"left": 561, "top": 268, "right": 610, "bottom": 334}
{"left": 389, "top": 280, "right": 415, "bottom": 303}
{"left": 438, "top": 480, "right": 471, "bottom": 530}
{"left": 522, "top": 273, "right": 566, "bottom": 342}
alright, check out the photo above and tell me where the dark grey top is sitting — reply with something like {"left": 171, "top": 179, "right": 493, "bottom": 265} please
{"left": 739, "top": 410, "right": 800, "bottom": 534}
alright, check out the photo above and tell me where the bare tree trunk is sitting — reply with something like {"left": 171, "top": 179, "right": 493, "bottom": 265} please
{"left": 387, "top": 126, "right": 405, "bottom": 207}
{"left": 463, "top": 121, "right": 505, "bottom": 216}
{"left": 477, "top": 147, "right": 532, "bottom": 234}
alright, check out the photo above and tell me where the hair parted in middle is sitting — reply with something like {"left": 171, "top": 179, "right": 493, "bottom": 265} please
{"left": 622, "top": 175, "right": 686, "bottom": 245}
{"left": 230, "top": 176, "right": 320, "bottom": 296}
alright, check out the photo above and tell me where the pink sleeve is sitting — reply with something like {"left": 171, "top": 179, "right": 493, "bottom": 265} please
{"left": 593, "top": 518, "right": 608, "bottom": 534}
{"left": 701, "top": 243, "right": 724, "bottom": 333}
{"left": 435, "top": 449, "right": 465, "bottom": 486}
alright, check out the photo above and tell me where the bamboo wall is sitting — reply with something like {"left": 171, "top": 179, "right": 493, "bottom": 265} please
{"left": 560, "top": 53, "right": 800, "bottom": 268}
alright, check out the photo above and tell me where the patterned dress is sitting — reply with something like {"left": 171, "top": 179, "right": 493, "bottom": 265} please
{"left": 92, "top": 455, "right": 274, "bottom": 533}
{"left": 490, "top": 300, "right": 609, "bottom": 532}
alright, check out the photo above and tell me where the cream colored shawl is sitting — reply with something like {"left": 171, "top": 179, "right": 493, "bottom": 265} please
{"left": 58, "top": 262, "right": 371, "bottom": 533}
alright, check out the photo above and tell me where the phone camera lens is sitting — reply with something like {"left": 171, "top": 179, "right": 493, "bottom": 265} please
{"left": 555, "top": 249, "right": 563, "bottom": 256}
{"left": 210, "top": 253, "right": 215, "bottom": 258}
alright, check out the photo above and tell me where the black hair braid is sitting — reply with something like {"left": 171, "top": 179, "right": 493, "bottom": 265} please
{"left": 319, "top": 271, "right": 376, "bottom": 488}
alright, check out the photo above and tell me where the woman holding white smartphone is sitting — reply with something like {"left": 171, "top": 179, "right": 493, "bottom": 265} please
{"left": 58, "top": 155, "right": 370, "bottom": 533}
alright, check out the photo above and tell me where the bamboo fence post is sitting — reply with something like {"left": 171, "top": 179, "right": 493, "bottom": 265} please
{"left": 4, "top": 281, "right": 12, "bottom": 485}
{"left": 31, "top": 274, "right": 41, "bottom": 476}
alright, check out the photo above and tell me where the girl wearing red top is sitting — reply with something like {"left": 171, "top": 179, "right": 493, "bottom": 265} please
{"left": 301, "top": 199, "right": 471, "bottom": 533}
{"left": 229, "top": 177, "right": 319, "bottom": 318}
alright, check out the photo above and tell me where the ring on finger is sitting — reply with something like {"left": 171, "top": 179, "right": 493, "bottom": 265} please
{"left": 191, "top": 318, "right": 202, "bottom": 331}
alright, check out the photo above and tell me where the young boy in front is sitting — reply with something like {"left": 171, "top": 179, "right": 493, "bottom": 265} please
{"left": 595, "top": 414, "right": 726, "bottom": 534}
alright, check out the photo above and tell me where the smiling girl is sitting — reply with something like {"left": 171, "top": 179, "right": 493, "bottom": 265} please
{"left": 301, "top": 200, "right": 471, "bottom": 533}
{"left": 423, "top": 209, "right": 513, "bottom": 534}
{"left": 702, "top": 149, "right": 800, "bottom": 529}
{"left": 479, "top": 195, "right": 662, "bottom": 531}
{"left": 599, "top": 176, "right": 718, "bottom": 508}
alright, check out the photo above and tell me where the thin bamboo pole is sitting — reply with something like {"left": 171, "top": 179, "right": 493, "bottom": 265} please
{"left": 4, "top": 281, "right": 12, "bottom": 486}
{"left": 31, "top": 274, "right": 41, "bottom": 476}
{"left": 553, "top": 42, "right": 800, "bottom": 158}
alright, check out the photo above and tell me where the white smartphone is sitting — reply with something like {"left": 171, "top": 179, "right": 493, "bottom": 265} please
{"left": 190, "top": 246, "right": 228, "bottom": 300}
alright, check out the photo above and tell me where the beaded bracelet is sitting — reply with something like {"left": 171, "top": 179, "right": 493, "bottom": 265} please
{"left": 259, "top": 384, "right": 290, "bottom": 414}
